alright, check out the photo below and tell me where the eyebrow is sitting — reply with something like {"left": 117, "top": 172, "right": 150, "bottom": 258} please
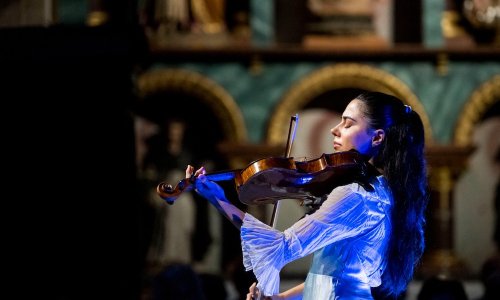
{"left": 342, "top": 115, "right": 357, "bottom": 122}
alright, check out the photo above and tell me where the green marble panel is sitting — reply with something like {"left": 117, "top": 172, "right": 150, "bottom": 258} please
{"left": 423, "top": 0, "right": 445, "bottom": 48}
{"left": 250, "top": 0, "right": 274, "bottom": 45}
{"left": 151, "top": 60, "right": 500, "bottom": 144}
{"left": 152, "top": 62, "right": 324, "bottom": 142}
{"left": 376, "top": 61, "right": 500, "bottom": 143}
{"left": 57, "top": 0, "right": 88, "bottom": 25}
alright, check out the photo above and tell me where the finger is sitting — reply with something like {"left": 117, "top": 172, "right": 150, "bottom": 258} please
{"left": 185, "top": 165, "right": 194, "bottom": 178}
{"left": 196, "top": 173, "right": 207, "bottom": 183}
{"left": 194, "top": 166, "right": 205, "bottom": 177}
{"left": 249, "top": 282, "right": 257, "bottom": 293}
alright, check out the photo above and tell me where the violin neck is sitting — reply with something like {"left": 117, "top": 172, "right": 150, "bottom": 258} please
{"left": 205, "top": 170, "right": 238, "bottom": 182}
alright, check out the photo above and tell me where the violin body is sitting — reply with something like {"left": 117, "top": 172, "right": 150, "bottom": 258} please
{"left": 156, "top": 150, "right": 379, "bottom": 205}
{"left": 237, "top": 150, "right": 377, "bottom": 204}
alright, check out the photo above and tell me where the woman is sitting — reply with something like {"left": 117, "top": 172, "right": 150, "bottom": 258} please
{"left": 185, "top": 91, "right": 429, "bottom": 299}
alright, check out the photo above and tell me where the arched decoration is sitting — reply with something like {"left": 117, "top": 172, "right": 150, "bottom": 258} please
{"left": 136, "top": 68, "right": 247, "bottom": 143}
{"left": 450, "top": 75, "right": 500, "bottom": 278}
{"left": 453, "top": 75, "right": 500, "bottom": 147}
{"left": 266, "top": 63, "right": 433, "bottom": 145}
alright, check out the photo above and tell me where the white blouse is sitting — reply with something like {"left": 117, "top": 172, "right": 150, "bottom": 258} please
{"left": 241, "top": 175, "right": 393, "bottom": 299}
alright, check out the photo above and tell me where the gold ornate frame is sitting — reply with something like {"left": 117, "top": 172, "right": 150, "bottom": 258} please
{"left": 136, "top": 68, "right": 247, "bottom": 142}
{"left": 266, "top": 63, "right": 433, "bottom": 145}
{"left": 453, "top": 74, "right": 500, "bottom": 146}
{"left": 191, "top": 0, "right": 225, "bottom": 33}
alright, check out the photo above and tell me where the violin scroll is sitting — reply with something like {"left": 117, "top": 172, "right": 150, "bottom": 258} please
{"left": 157, "top": 177, "right": 194, "bottom": 204}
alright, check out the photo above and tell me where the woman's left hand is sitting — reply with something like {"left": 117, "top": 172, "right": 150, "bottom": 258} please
{"left": 186, "top": 165, "right": 226, "bottom": 202}
{"left": 185, "top": 164, "right": 201, "bottom": 179}
{"left": 185, "top": 165, "right": 245, "bottom": 229}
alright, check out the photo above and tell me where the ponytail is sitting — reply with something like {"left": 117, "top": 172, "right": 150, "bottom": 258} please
{"left": 357, "top": 92, "right": 429, "bottom": 297}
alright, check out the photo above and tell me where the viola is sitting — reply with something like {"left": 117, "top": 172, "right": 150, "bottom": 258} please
{"left": 156, "top": 149, "right": 379, "bottom": 205}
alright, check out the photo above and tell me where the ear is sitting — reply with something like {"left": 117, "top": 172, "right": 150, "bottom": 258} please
{"left": 372, "top": 129, "right": 385, "bottom": 147}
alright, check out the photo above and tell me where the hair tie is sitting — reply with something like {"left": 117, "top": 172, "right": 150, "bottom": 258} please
{"left": 404, "top": 104, "right": 412, "bottom": 114}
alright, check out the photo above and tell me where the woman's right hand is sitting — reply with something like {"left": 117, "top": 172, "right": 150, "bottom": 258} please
{"left": 246, "top": 282, "right": 281, "bottom": 300}
{"left": 246, "top": 282, "right": 261, "bottom": 300}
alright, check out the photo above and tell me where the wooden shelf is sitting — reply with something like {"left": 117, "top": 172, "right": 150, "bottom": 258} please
{"left": 147, "top": 35, "right": 500, "bottom": 63}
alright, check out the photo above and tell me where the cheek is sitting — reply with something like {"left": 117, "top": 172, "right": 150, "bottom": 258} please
{"left": 341, "top": 132, "right": 359, "bottom": 150}
{"left": 353, "top": 134, "right": 372, "bottom": 154}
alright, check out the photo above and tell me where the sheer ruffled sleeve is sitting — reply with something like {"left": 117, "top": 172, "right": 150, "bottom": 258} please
{"left": 241, "top": 213, "right": 285, "bottom": 295}
{"left": 240, "top": 182, "right": 386, "bottom": 296}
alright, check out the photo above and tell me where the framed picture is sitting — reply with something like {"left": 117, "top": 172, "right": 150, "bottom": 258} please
{"left": 302, "top": 0, "right": 393, "bottom": 48}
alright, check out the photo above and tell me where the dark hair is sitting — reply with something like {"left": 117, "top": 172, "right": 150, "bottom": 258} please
{"left": 356, "top": 91, "right": 429, "bottom": 297}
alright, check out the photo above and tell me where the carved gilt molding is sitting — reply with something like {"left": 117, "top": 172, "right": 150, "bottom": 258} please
{"left": 453, "top": 74, "right": 500, "bottom": 147}
{"left": 266, "top": 63, "right": 433, "bottom": 145}
{"left": 136, "top": 68, "right": 247, "bottom": 142}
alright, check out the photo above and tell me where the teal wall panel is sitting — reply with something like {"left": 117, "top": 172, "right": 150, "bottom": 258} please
{"left": 58, "top": 0, "right": 88, "bottom": 24}
{"left": 152, "top": 62, "right": 324, "bottom": 142}
{"left": 423, "top": 0, "right": 445, "bottom": 48}
{"left": 377, "top": 61, "right": 500, "bottom": 143}
{"left": 150, "top": 61, "right": 500, "bottom": 144}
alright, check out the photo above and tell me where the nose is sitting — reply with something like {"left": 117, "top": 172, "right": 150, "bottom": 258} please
{"left": 331, "top": 123, "right": 340, "bottom": 137}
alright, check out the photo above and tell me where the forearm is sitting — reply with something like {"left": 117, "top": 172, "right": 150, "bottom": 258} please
{"left": 258, "top": 282, "right": 304, "bottom": 300}
{"left": 207, "top": 193, "right": 245, "bottom": 230}
{"left": 278, "top": 282, "right": 304, "bottom": 300}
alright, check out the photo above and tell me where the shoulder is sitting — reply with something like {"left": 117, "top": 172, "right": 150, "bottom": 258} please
{"left": 330, "top": 181, "right": 371, "bottom": 198}
{"left": 313, "top": 182, "right": 372, "bottom": 221}
{"left": 328, "top": 176, "right": 392, "bottom": 206}
{"left": 326, "top": 182, "right": 368, "bottom": 208}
